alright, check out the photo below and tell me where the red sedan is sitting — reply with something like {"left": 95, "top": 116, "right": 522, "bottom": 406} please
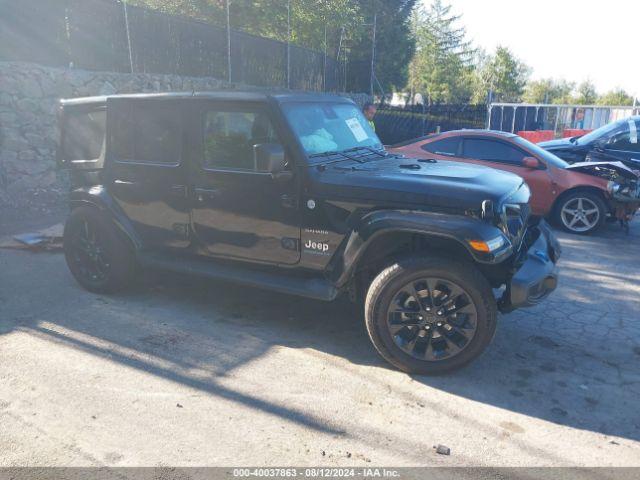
{"left": 390, "top": 130, "right": 639, "bottom": 235}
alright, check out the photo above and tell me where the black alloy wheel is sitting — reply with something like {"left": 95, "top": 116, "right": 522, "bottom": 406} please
{"left": 365, "top": 255, "right": 497, "bottom": 375}
{"left": 67, "top": 218, "right": 111, "bottom": 285}
{"left": 386, "top": 277, "right": 478, "bottom": 361}
{"left": 63, "top": 207, "right": 136, "bottom": 293}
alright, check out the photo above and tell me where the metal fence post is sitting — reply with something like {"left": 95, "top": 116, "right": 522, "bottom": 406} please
{"left": 226, "top": 0, "right": 232, "bottom": 83}
{"left": 370, "top": 13, "right": 377, "bottom": 97}
{"left": 286, "top": 0, "right": 291, "bottom": 89}
{"left": 323, "top": 25, "right": 327, "bottom": 92}
{"left": 122, "top": 0, "right": 134, "bottom": 73}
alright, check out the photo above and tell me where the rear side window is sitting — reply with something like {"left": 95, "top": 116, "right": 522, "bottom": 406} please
{"left": 62, "top": 109, "right": 106, "bottom": 161}
{"left": 110, "top": 102, "right": 181, "bottom": 164}
{"left": 421, "top": 137, "right": 460, "bottom": 156}
{"left": 463, "top": 138, "right": 527, "bottom": 164}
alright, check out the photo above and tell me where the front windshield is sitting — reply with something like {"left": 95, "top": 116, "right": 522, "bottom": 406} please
{"left": 283, "top": 102, "right": 382, "bottom": 156}
{"left": 577, "top": 119, "right": 625, "bottom": 145}
{"left": 513, "top": 136, "right": 569, "bottom": 168}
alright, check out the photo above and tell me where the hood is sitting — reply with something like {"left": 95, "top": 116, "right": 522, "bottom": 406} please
{"left": 566, "top": 161, "right": 639, "bottom": 180}
{"left": 309, "top": 156, "right": 527, "bottom": 211}
{"left": 538, "top": 138, "right": 579, "bottom": 150}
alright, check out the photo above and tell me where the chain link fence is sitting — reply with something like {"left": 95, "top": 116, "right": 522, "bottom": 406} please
{"left": 0, "top": 0, "right": 343, "bottom": 92}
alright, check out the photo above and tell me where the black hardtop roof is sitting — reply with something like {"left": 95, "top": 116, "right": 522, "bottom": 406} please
{"left": 59, "top": 91, "right": 354, "bottom": 108}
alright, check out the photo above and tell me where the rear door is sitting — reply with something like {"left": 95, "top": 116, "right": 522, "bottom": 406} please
{"left": 105, "top": 98, "right": 190, "bottom": 249}
{"left": 460, "top": 137, "right": 555, "bottom": 215}
{"left": 186, "top": 101, "right": 300, "bottom": 265}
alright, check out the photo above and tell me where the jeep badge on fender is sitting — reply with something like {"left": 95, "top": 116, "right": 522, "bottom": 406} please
{"left": 304, "top": 239, "right": 330, "bottom": 254}
{"left": 58, "top": 91, "right": 560, "bottom": 375}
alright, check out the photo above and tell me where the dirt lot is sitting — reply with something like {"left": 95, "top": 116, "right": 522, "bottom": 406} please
{"left": 1, "top": 219, "right": 639, "bottom": 467}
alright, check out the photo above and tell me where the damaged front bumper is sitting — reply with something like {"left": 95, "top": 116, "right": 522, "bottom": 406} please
{"left": 568, "top": 161, "right": 640, "bottom": 223}
{"left": 499, "top": 220, "right": 560, "bottom": 313}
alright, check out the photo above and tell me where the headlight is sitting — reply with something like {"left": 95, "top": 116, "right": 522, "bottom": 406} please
{"left": 607, "top": 181, "right": 620, "bottom": 195}
{"left": 468, "top": 235, "right": 507, "bottom": 253}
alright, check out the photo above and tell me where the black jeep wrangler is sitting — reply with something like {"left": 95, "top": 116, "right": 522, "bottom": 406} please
{"left": 57, "top": 92, "right": 560, "bottom": 374}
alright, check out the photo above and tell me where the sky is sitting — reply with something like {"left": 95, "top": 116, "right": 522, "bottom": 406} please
{"left": 427, "top": 0, "right": 640, "bottom": 96}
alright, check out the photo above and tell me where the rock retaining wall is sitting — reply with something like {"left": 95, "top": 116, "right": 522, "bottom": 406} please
{"left": 0, "top": 61, "right": 369, "bottom": 213}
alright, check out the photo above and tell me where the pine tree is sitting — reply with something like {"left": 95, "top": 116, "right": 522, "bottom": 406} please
{"left": 344, "top": 0, "right": 418, "bottom": 94}
{"left": 408, "top": 0, "right": 475, "bottom": 104}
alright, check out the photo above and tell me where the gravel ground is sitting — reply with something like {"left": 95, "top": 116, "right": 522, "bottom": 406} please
{"left": 0, "top": 219, "right": 639, "bottom": 467}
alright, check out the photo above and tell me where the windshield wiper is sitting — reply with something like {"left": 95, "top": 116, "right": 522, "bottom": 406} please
{"left": 309, "top": 149, "right": 363, "bottom": 162}
{"left": 309, "top": 150, "right": 341, "bottom": 158}
{"left": 309, "top": 146, "right": 385, "bottom": 163}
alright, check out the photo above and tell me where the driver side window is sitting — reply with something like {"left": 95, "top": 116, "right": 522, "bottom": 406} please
{"left": 203, "top": 110, "right": 278, "bottom": 170}
{"left": 608, "top": 122, "right": 640, "bottom": 152}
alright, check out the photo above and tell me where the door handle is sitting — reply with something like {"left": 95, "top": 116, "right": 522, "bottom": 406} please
{"left": 195, "top": 187, "right": 221, "bottom": 202}
{"left": 114, "top": 179, "right": 139, "bottom": 186}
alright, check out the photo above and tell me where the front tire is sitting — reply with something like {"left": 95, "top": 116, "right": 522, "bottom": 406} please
{"left": 364, "top": 255, "right": 497, "bottom": 375}
{"left": 553, "top": 190, "right": 607, "bottom": 235}
{"left": 63, "top": 207, "right": 136, "bottom": 293}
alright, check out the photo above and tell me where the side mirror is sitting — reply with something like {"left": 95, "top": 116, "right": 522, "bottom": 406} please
{"left": 522, "top": 156, "right": 541, "bottom": 169}
{"left": 254, "top": 143, "right": 292, "bottom": 180}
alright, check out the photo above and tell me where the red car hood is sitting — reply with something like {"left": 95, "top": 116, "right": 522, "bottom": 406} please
{"left": 565, "top": 161, "right": 639, "bottom": 180}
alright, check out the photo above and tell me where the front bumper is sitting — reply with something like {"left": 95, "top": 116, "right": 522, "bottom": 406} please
{"left": 499, "top": 221, "right": 560, "bottom": 313}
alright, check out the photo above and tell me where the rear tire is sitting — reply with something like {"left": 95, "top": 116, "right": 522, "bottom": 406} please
{"left": 63, "top": 206, "right": 136, "bottom": 293}
{"left": 364, "top": 255, "right": 497, "bottom": 375}
{"left": 553, "top": 190, "right": 607, "bottom": 235}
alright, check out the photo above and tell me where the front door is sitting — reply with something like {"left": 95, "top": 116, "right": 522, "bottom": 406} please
{"left": 592, "top": 119, "right": 640, "bottom": 168}
{"left": 188, "top": 102, "right": 300, "bottom": 265}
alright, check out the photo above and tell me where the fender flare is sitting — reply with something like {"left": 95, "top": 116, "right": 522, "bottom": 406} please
{"left": 69, "top": 186, "right": 143, "bottom": 250}
{"left": 329, "top": 209, "right": 510, "bottom": 287}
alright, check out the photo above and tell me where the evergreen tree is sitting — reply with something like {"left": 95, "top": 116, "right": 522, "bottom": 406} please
{"left": 408, "top": 0, "right": 475, "bottom": 104}
{"left": 344, "top": 0, "right": 418, "bottom": 94}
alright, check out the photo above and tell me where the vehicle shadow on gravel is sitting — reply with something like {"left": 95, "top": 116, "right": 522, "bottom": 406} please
{"left": 76, "top": 249, "right": 640, "bottom": 443}
{"left": 135, "top": 222, "right": 639, "bottom": 444}
{"left": 7, "top": 223, "right": 639, "bottom": 445}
